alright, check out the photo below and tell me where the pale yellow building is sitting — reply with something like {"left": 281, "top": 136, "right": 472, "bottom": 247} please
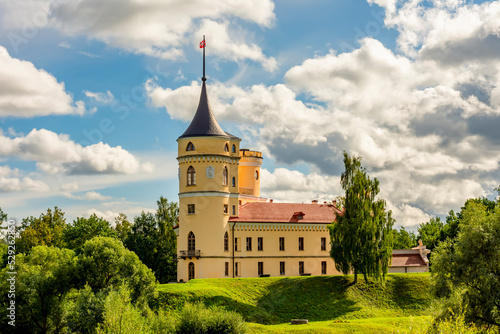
{"left": 175, "top": 74, "right": 342, "bottom": 282}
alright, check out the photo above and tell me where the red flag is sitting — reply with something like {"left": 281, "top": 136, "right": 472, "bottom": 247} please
{"left": 199, "top": 40, "right": 206, "bottom": 48}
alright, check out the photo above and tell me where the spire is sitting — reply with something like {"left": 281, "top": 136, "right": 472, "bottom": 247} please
{"left": 179, "top": 36, "right": 231, "bottom": 139}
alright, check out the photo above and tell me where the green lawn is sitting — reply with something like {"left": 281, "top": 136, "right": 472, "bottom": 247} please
{"left": 154, "top": 273, "right": 434, "bottom": 333}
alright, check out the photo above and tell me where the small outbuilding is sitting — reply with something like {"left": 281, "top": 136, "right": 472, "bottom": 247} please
{"left": 389, "top": 241, "right": 430, "bottom": 273}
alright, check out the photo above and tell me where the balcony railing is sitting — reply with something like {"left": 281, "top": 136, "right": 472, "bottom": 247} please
{"left": 179, "top": 250, "right": 201, "bottom": 259}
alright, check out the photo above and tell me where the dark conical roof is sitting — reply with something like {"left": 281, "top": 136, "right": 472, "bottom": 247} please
{"left": 178, "top": 81, "right": 230, "bottom": 139}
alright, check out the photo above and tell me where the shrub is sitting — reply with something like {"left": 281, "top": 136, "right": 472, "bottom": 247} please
{"left": 176, "top": 303, "right": 248, "bottom": 334}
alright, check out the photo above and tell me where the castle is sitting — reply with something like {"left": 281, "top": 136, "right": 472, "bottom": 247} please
{"left": 174, "top": 62, "right": 342, "bottom": 282}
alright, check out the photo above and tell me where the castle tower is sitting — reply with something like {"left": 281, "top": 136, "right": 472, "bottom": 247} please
{"left": 176, "top": 39, "right": 242, "bottom": 281}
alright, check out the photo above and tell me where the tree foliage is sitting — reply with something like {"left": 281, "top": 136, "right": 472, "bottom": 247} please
{"left": 431, "top": 200, "right": 500, "bottom": 328}
{"left": 78, "top": 237, "right": 156, "bottom": 304}
{"left": 114, "top": 213, "right": 132, "bottom": 243}
{"left": 125, "top": 196, "right": 178, "bottom": 283}
{"left": 17, "top": 207, "right": 67, "bottom": 254}
{"left": 329, "top": 152, "right": 394, "bottom": 284}
{"left": 63, "top": 214, "right": 117, "bottom": 252}
{"left": 0, "top": 246, "right": 77, "bottom": 334}
{"left": 392, "top": 226, "right": 417, "bottom": 249}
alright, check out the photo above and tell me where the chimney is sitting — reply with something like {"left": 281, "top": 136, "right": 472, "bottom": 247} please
{"left": 269, "top": 199, "right": 273, "bottom": 203}
{"left": 332, "top": 200, "right": 337, "bottom": 207}
{"left": 312, "top": 200, "right": 318, "bottom": 204}
{"left": 324, "top": 201, "right": 327, "bottom": 204}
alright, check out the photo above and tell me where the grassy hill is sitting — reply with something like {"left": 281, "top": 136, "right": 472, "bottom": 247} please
{"left": 154, "top": 273, "right": 433, "bottom": 330}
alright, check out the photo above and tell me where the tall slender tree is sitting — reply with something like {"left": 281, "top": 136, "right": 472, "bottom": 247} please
{"left": 329, "top": 152, "right": 394, "bottom": 284}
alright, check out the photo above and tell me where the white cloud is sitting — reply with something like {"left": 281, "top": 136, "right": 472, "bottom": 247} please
{"left": 0, "top": 45, "right": 87, "bottom": 117}
{"left": 84, "top": 90, "right": 114, "bottom": 104}
{"left": 0, "top": 0, "right": 276, "bottom": 69}
{"left": 0, "top": 165, "right": 49, "bottom": 193}
{"left": 196, "top": 19, "right": 277, "bottom": 72}
{"left": 0, "top": 128, "right": 153, "bottom": 175}
{"left": 86, "top": 209, "right": 120, "bottom": 223}
{"left": 63, "top": 190, "right": 112, "bottom": 201}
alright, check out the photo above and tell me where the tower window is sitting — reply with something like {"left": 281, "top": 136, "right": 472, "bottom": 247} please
{"left": 223, "top": 166, "right": 228, "bottom": 186}
{"left": 224, "top": 143, "right": 229, "bottom": 152}
{"left": 188, "top": 262, "right": 195, "bottom": 280}
{"left": 232, "top": 177, "right": 236, "bottom": 187}
{"left": 258, "top": 262, "right": 264, "bottom": 276}
{"left": 232, "top": 205, "right": 236, "bottom": 215}
{"left": 188, "top": 232, "right": 195, "bottom": 251}
{"left": 188, "top": 204, "right": 195, "bottom": 214}
{"left": 224, "top": 204, "right": 228, "bottom": 214}
{"left": 187, "top": 166, "right": 196, "bottom": 186}
{"left": 255, "top": 170, "right": 259, "bottom": 180}
{"left": 232, "top": 144, "right": 236, "bottom": 153}
{"left": 186, "top": 142, "right": 195, "bottom": 151}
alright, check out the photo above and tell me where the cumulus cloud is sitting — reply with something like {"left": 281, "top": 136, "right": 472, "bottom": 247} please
{"left": 0, "top": 165, "right": 49, "bottom": 193}
{"left": 0, "top": 0, "right": 276, "bottom": 69}
{"left": 0, "top": 45, "right": 87, "bottom": 117}
{"left": 0, "top": 128, "right": 153, "bottom": 175}
{"left": 63, "top": 190, "right": 112, "bottom": 201}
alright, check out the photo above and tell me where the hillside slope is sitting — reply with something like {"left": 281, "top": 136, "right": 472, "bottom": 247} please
{"left": 155, "top": 273, "right": 433, "bottom": 325}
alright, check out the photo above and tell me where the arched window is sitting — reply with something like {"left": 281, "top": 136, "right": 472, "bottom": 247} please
{"left": 232, "top": 176, "right": 236, "bottom": 187}
{"left": 186, "top": 142, "right": 195, "bottom": 151}
{"left": 232, "top": 144, "right": 236, "bottom": 153}
{"left": 255, "top": 170, "right": 259, "bottom": 180}
{"left": 187, "top": 166, "right": 196, "bottom": 186}
{"left": 188, "top": 262, "right": 195, "bottom": 280}
{"left": 224, "top": 143, "right": 229, "bottom": 152}
{"left": 224, "top": 232, "right": 229, "bottom": 251}
{"left": 188, "top": 232, "right": 195, "bottom": 251}
{"left": 223, "top": 166, "right": 228, "bottom": 186}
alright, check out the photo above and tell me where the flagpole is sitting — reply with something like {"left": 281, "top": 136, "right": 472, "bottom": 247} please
{"left": 202, "top": 35, "right": 206, "bottom": 82}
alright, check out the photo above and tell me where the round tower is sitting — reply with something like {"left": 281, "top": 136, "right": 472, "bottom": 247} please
{"left": 176, "top": 63, "right": 241, "bottom": 281}
{"left": 238, "top": 149, "right": 263, "bottom": 203}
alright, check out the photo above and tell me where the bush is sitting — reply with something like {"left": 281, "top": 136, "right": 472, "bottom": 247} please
{"left": 176, "top": 303, "right": 248, "bottom": 334}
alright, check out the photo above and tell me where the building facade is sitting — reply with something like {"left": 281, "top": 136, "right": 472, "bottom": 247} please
{"left": 175, "top": 75, "right": 342, "bottom": 282}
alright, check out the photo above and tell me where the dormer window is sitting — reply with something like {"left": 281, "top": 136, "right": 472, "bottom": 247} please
{"left": 224, "top": 143, "right": 229, "bottom": 152}
{"left": 186, "top": 142, "right": 195, "bottom": 151}
{"left": 293, "top": 211, "right": 305, "bottom": 220}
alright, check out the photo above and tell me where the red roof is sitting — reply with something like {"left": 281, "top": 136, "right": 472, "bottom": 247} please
{"left": 229, "top": 202, "right": 340, "bottom": 224}
{"left": 390, "top": 253, "right": 427, "bottom": 267}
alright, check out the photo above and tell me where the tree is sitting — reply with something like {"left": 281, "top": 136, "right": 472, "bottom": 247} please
{"left": 432, "top": 200, "right": 500, "bottom": 329}
{"left": 0, "top": 246, "right": 77, "bottom": 334}
{"left": 329, "top": 152, "right": 394, "bottom": 284}
{"left": 78, "top": 237, "right": 156, "bottom": 304}
{"left": 392, "top": 226, "right": 417, "bottom": 249}
{"left": 125, "top": 197, "right": 178, "bottom": 283}
{"left": 417, "top": 217, "right": 444, "bottom": 250}
{"left": 17, "top": 207, "right": 67, "bottom": 254}
{"left": 0, "top": 207, "right": 6, "bottom": 222}
{"left": 114, "top": 213, "right": 132, "bottom": 242}
{"left": 63, "top": 214, "right": 117, "bottom": 252}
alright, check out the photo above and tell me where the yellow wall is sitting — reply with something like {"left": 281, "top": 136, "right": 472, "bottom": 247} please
{"left": 238, "top": 150, "right": 263, "bottom": 199}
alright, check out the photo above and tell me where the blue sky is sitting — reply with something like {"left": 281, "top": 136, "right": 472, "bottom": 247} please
{"left": 1, "top": 0, "right": 499, "bottom": 230}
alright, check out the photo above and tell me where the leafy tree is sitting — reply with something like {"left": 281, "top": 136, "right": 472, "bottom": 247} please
{"left": 432, "top": 200, "right": 500, "bottom": 329}
{"left": 329, "top": 152, "right": 394, "bottom": 284}
{"left": 65, "top": 285, "right": 106, "bottom": 334}
{"left": 17, "top": 207, "right": 67, "bottom": 254}
{"left": 114, "top": 213, "right": 132, "bottom": 242}
{"left": 125, "top": 197, "right": 178, "bottom": 283}
{"left": 63, "top": 214, "right": 117, "bottom": 252}
{"left": 0, "top": 246, "right": 77, "bottom": 334}
{"left": 417, "top": 217, "right": 444, "bottom": 250}
{"left": 78, "top": 237, "right": 156, "bottom": 304}
{"left": 392, "top": 226, "right": 417, "bottom": 249}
